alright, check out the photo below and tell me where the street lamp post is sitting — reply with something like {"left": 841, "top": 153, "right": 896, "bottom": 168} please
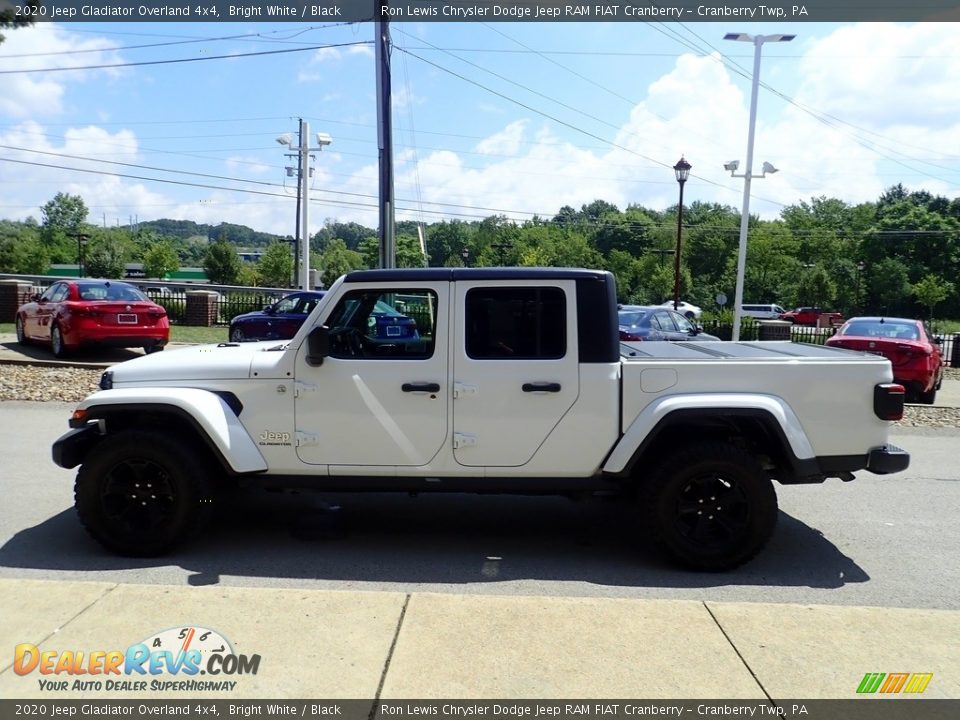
{"left": 855, "top": 260, "right": 866, "bottom": 313}
{"left": 672, "top": 156, "right": 691, "bottom": 311}
{"left": 724, "top": 31, "right": 795, "bottom": 341}
{"left": 461, "top": 247, "right": 470, "bottom": 267}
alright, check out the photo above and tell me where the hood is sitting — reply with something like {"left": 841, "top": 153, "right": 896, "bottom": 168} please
{"left": 109, "top": 341, "right": 285, "bottom": 384}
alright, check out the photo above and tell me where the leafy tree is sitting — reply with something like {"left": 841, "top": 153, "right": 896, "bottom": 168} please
{"left": 424, "top": 220, "right": 472, "bottom": 267}
{"left": 84, "top": 238, "right": 127, "bottom": 279}
{"left": 795, "top": 265, "right": 837, "bottom": 308}
{"left": 868, "top": 257, "right": 912, "bottom": 315}
{"left": 317, "top": 239, "right": 365, "bottom": 287}
{"left": 257, "top": 240, "right": 294, "bottom": 288}
{"left": 41, "top": 192, "right": 88, "bottom": 235}
{"left": 356, "top": 235, "right": 425, "bottom": 269}
{"left": 0, "top": 230, "right": 49, "bottom": 275}
{"left": 204, "top": 241, "right": 242, "bottom": 285}
{"left": 142, "top": 242, "right": 181, "bottom": 280}
{"left": 913, "top": 275, "right": 954, "bottom": 320}
{"left": 237, "top": 264, "right": 261, "bottom": 287}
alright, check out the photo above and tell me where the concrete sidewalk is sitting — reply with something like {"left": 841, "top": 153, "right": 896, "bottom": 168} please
{"left": 1, "top": 579, "right": 957, "bottom": 700}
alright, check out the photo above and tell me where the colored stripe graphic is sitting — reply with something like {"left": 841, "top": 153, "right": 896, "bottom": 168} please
{"left": 857, "top": 673, "right": 885, "bottom": 694}
{"left": 903, "top": 673, "right": 934, "bottom": 694}
{"left": 880, "top": 673, "right": 910, "bottom": 693}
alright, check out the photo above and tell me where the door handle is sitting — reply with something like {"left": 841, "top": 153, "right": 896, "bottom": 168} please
{"left": 402, "top": 382, "right": 441, "bottom": 393}
{"left": 522, "top": 382, "right": 561, "bottom": 393}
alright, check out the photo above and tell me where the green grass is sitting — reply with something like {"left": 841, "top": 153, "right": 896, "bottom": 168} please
{"left": 0, "top": 322, "right": 226, "bottom": 345}
{"left": 167, "top": 325, "right": 228, "bottom": 344}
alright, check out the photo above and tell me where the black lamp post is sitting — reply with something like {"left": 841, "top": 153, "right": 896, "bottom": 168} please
{"left": 855, "top": 260, "right": 866, "bottom": 313}
{"left": 77, "top": 233, "right": 89, "bottom": 278}
{"left": 672, "top": 156, "right": 692, "bottom": 311}
{"left": 461, "top": 247, "right": 470, "bottom": 267}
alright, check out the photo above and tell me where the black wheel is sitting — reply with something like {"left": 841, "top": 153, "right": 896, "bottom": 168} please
{"left": 51, "top": 324, "right": 67, "bottom": 358}
{"left": 644, "top": 442, "right": 778, "bottom": 571}
{"left": 144, "top": 344, "right": 164, "bottom": 354}
{"left": 229, "top": 326, "right": 245, "bottom": 342}
{"left": 74, "top": 430, "right": 215, "bottom": 556}
{"left": 919, "top": 387, "right": 937, "bottom": 405}
{"left": 15, "top": 315, "right": 28, "bottom": 345}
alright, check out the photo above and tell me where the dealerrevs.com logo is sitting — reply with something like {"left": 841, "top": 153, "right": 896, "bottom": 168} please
{"left": 14, "top": 626, "right": 261, "bottom": 692}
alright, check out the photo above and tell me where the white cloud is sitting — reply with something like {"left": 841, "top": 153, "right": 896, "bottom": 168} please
{"left": 0, "top": 25, "right": 124, "bottom": 119}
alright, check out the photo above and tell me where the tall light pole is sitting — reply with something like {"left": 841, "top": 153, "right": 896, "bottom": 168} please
{"left": 278, "top": 125, "right": 332, "bottom": 290}
{"left": 672, "top": 156, "right": 691, "bottom": 311}
{"left": 724, "top": 32, "right": 794, "bottom": 341}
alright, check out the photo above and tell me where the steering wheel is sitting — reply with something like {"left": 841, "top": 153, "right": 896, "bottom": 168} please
{"left": 328, "top": 327, "right": 364, "bottom": 357}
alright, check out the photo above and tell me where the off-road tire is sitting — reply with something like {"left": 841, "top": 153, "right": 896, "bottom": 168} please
{"left": 74, "top": 430, "right": 215, "bottom": 556}
{"left": 643, "top": 442, "right": 778, "bottom": 571}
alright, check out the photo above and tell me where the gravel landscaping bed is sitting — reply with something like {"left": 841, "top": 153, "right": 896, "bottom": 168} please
{"left": 2, "top": 361, "right": 958, "bottom": 429}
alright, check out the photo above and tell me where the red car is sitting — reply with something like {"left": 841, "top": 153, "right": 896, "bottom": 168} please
{"left": 15, "top": 280, "right": 170, "bottom": 358}
{"left": 780, "top": 307, "right": 844, "bottom": 326}
{"left": 825, "top": 317, "right": 944, "bottom": 404}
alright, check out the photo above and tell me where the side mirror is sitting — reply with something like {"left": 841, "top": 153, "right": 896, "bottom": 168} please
{"left": 263, "top": 305, "right": 275, "bottom": 314}
{"left": 933, "top": 337, "right": 943, "bottom": 345}
{"left": 31, "top": 293, "right": 41, "bottom": 302}
{"left": 306, "top": 326, "right": 330, "bottom": 366}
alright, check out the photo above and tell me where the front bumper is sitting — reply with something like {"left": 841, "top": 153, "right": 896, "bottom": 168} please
{"left": 866, "top": 444, "right": 911, "bottom": 474}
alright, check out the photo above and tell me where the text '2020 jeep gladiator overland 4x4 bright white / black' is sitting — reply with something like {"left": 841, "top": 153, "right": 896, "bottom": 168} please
{"left": 53, "top": 268, "right": 909, "bottom": 570}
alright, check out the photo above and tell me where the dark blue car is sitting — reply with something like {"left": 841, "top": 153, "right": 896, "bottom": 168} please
{"left": 229, "top": 291, "right": 325, "bottom": 342}
{"left": 618, "top": 305, "right": 720, "bottom": 342}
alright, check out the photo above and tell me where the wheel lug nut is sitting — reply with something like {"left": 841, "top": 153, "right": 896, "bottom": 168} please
{"left": 708, "top": 515, "right": 714, "bottom": 520}
{"left": 697, "top": 511, "right": 702, "bottom": 515}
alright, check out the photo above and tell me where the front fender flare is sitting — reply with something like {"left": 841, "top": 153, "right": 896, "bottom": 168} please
{"left": 603, "top": 393, "right": 815, "bottom": 475}
{"left": 61, "top": 388, "right": 267, "bottom": 474}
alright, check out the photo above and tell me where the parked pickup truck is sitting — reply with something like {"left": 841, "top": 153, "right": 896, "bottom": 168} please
{"left": 779, "top": 307, "right": 844, "bottom": 326}
{"left": 53, "top": 269, "right": 909, "bottom": 570}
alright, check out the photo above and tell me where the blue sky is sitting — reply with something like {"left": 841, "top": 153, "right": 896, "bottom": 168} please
{"left": 0, "top": 20, "right": 958, "bottom": 236}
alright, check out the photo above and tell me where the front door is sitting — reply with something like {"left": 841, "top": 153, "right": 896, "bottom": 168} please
{"left": 452, "top": 281, "right": 579, "bottom": 467}
{"left": 294, "top": 283, "right": 448, "bottom": 467}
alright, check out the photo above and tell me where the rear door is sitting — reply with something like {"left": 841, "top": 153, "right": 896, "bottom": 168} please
{"left": 452, "top": 281, "right": 579, "bottom": 468}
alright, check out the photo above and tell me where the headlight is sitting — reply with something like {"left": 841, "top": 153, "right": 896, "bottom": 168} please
{"left": 99, "top": 371, "right": 113, "bottom": 390}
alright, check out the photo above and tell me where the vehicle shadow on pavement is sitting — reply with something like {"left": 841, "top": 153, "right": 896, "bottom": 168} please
{"left": 0, "top": 492, "right": 869, "bottom": 590}
{"left": 0, "top": 340, "right": 143, "bottom": 363}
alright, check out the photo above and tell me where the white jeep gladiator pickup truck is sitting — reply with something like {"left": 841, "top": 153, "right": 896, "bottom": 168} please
{"left": 53, "top": 268, "right": 909, "bottom": 570}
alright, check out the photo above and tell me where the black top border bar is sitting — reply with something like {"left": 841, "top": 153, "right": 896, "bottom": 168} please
{"left": 12, "top": 1, "right": 960, "bottom": 24}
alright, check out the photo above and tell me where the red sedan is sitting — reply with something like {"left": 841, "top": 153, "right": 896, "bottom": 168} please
{"left": 16, "top": 280, "right": 170, "bottom": 358}
{"left": 825, "top": 317, "right": 944, "bottom": 404}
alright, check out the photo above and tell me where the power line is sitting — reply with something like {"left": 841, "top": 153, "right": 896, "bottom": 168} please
{"left": 0, "top": 40, "right": 372, "bottom": 75}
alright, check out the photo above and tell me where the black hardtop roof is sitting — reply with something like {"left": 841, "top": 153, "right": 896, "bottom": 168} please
{"left": 343, "top": 267, "right": 612, "bottom": 283}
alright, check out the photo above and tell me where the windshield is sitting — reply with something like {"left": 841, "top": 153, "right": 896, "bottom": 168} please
{"left": 841, "top": 321, "right": 919, "bottom": 340}
{"left": 618, "top": 311, "right": 649, "bottom": 326}
{"left": 77, "top": 282, "right": 147, "bottom": 302}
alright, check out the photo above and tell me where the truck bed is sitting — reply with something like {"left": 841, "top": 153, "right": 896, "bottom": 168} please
{"left": 620, "top": 340, "right": 874, "bottom": 362}
{"left": 618, "top": 340, "right": 894, "bottom": 460}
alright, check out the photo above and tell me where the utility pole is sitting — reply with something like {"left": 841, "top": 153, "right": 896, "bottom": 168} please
{"left": 299, "top": 120, "right": 311, "bottom": 290}
{"left": 376, "top": 14, "right": 395, "bottom": 268}
{"left": 293, "top": 118, "right": 303, "bottom": 287}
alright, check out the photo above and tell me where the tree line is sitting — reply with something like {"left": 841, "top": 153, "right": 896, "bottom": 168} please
{"left": 1, "top": 184, "right": 958, "bottom": 319}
